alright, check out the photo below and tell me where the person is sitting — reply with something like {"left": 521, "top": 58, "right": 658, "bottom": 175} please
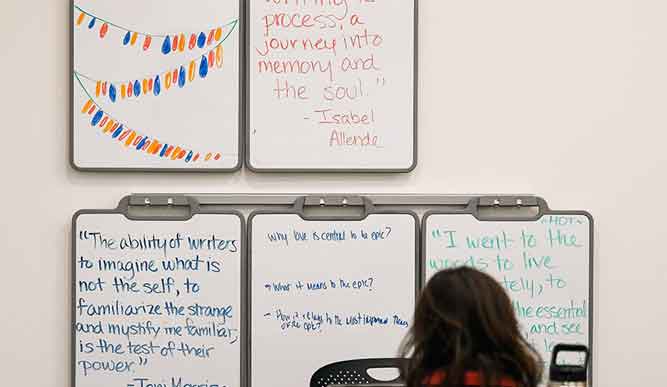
{"left": 400, "top": 267, "right": 543, "bottom": 387}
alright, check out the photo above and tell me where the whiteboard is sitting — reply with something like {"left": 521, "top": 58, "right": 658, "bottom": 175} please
{"left": 72, "top": 0, "right": 241, "bottom": 171}
{"left": 423, "top": 213, "right": 593, "bottom": 370}
{"left": 247, "top": 0, "right": 417, "bottom": 171}
{"left": 250, "top": 212, "right": 418, "bottom": 387}
{"left": 73, "top": 212, "right": 243, "bottom": 387}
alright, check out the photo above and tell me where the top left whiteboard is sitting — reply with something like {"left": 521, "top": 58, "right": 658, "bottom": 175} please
{"left": 72, "top": 0, "right": 241, "bottom": 171}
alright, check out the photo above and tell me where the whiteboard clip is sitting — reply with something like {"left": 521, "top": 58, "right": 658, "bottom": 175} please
{"left": 300, "top": 195, "right": 367, "bottom": 208}
{"left": 120, "top": 195, "right": 200, "bottom": 221}
{"left": 471, "top": 196, "right": 549, "bottom": 221}
{"left": 478, "top": 196, "right": 541, "bottom": 208}
{"left": 294, "top": 195, "right": 374, "bottom": 220}
{"left": 128, "top": 194, "right": 193, "bottom": 207}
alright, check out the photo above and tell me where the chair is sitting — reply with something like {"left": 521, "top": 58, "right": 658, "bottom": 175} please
{"left": 310, "top": 358, "right": 407, "bottom": 387}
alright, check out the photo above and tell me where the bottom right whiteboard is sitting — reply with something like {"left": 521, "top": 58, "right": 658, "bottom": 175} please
{"left": 423, "top": 212, "right": 593, "bottom": 369}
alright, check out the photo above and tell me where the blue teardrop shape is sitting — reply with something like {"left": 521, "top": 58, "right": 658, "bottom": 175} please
{"left": 154, "top": 75, "right": 161, "bottom": 96}
{"left": 112, "top": 125, "right": 124, "bottom": 139}
{"left": 88, "top": 17, "right": 96, "bottom": 29}
{"left": 159, "top": 144, "right": 169, "bottom": 157}
{"left": 133, "top": 80, "right": 141, "bottom": 96}
{"left": 197, "top": 32, "right": 206, "bottom": 48}
{"left": 199, "top": 55, "right": 209, "bottom": 79}
{"left": 161, "top": 35, "right": 172, "bottom": 54}
{"left": 178, "top": 66, "right": 186, "bottom": 88}
{"left": 185, "top": 151, "right": 194, "bottom": 163}
{"left": 109, "top": 84, "right": 117, "bottom": 102}
{"left": 136, "top": 137, "right": 147, "bottom": 150}
{"left": 91, "top": 110, "right": 103, "bottom": 126}
{"left": 123, "top": 31, "right": 131, "bottom": 45}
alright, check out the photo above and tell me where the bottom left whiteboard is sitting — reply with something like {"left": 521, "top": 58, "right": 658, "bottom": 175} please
{"left": 73, "top": 212, "right": 243, "bottom": 387}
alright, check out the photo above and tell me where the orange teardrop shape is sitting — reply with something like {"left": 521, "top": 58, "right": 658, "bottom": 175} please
{"left": 178, "top": 33, "right": 185, "bottom": 52}
{"left": 103, "top": 120, "right": 115, "bottom": 133}
{"left": 208, "top": 51, "right": 215, "bottom": 69}
{"left": 76, "top": 12, "right": 86, "bottom": 26}
{"left": 189, "top": 33, "right": 197, "bottom": 49}
{"left": 165, "top": 72, "right": 172, "bottom": 90}
{"left": 99, "top": 23, "right": 109, "bottom": 38}
{"left": 143, "top": 35, "right": 152, "bottom": 51}
{"left": 216, "top": 45, "right": 223, "bottom": 68}
{"left": 149, "top": 141, "right": 161, "bottom": 154}
{"left": 81, "top": 99, "right": 93, "bottom": 113}
{"left": 164, "top": 146, "right": 174, "bottom": 157}
{"left": 171, "top": 147, "right": 182, "bottom": 160}
{"left": 125, "top": 132, "right": 137, "bottom": 147}
{"left": 188, "top": 60, "right": 196, "bottom": 82}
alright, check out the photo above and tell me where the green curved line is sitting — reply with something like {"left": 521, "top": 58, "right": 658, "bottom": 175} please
{"left": 73, "top": 71, "right": 98, "bottom": 108}
{"left": 74, "top": 19, "right": 239, "bottom": 85}
{"left": 74, "top": 4, "right": 238, "bottom": 39}
{"left": 73, "top": 72, "right": 231, "bottom": 161}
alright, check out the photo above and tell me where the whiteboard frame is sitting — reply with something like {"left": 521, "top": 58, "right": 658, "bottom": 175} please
{"left": 71, "top": 194, "right": 595, "bottom": 387}
{"left": 246, "top": 205, "right": 421, "bottom": 387}
{"left": 244, "top": 0, "right": 419, "bottom": 173}
{"left": 69, "top": 0, "right": 246, "bottom": 173}
{"left": 421, "top": 202, "right": 594, "bottom": 385}
{"left": 70, "top": 196, "right": 248, "bottom": 387}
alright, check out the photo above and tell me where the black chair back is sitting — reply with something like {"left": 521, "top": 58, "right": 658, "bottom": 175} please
{"left": 310, "top": 358, "right": 407, "bottom": 387}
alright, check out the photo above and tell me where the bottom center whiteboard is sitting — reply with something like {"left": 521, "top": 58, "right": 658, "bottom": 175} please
{"left": 250, "top": 212, "right": 418, "bottom": 387}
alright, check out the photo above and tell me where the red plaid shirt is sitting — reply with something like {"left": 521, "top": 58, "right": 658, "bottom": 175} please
{"left": 425, "top": 371, "right": 518, "bottom": 387}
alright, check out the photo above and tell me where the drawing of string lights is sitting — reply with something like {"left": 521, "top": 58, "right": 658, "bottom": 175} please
{"left": 73, "top": 4, "right": 239, "bottom": 164}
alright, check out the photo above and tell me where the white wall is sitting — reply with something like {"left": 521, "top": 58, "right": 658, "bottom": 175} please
{"left": 1, "top": 1, "right": 665, "bottom": 386}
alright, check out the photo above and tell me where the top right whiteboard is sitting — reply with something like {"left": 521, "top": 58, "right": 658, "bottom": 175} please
{"left": 247, "top": 0, "right": 417, "bottom": 172}
{"left": 423, "top": 211, "right": 593, "bottom": 369}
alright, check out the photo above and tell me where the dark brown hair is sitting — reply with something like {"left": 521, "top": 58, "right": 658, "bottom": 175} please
{"left": 400, "top": 267, "right": 542, "bottom": 387}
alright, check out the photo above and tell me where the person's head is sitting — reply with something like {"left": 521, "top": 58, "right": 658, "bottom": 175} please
{"left": 400, "top": 267, "right": 542, "bottom": 387}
